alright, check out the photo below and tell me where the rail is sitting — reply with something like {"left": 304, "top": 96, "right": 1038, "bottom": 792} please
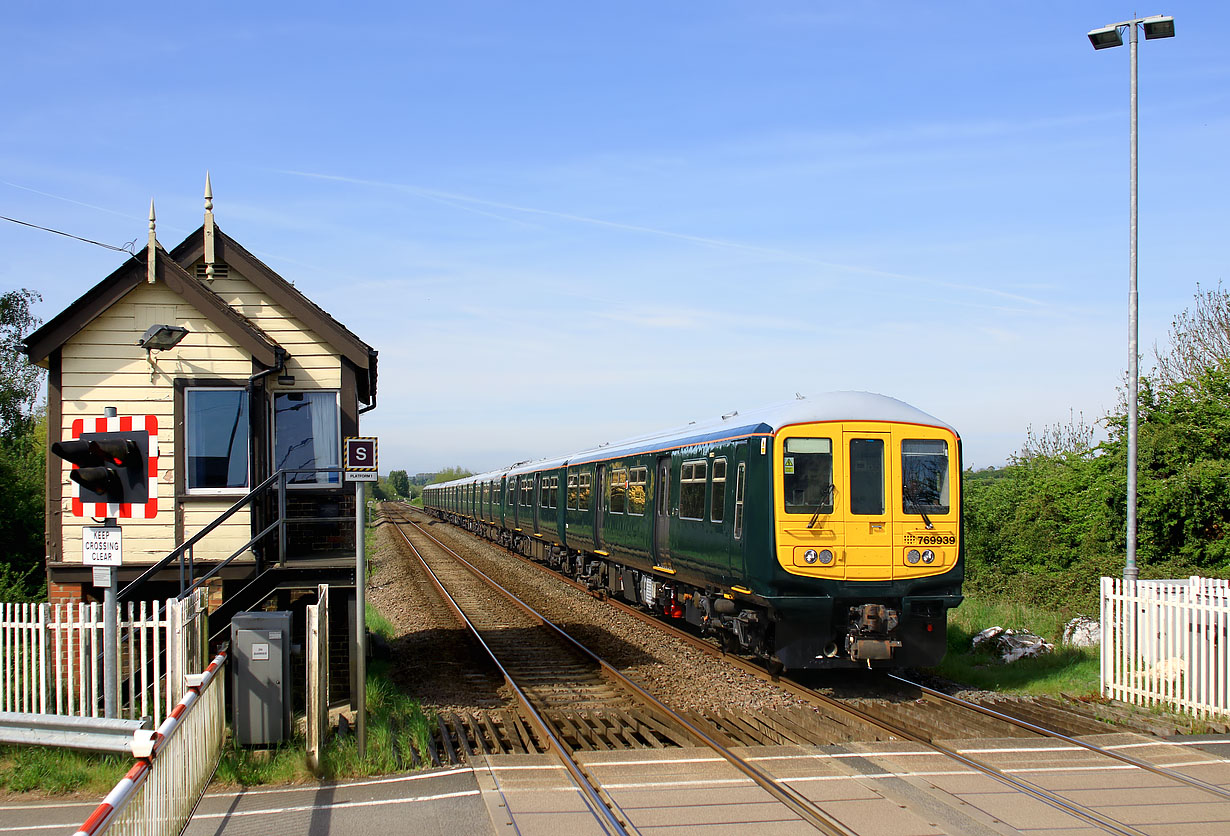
{"left": 390, "top": 507, "right": 859, "bottom": 836}
{"left": 72, "top": 649, "right": 228, "bottom": 836}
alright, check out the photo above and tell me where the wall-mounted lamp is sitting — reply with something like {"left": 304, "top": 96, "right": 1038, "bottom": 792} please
{"left": 138, "top": 324, "right": 189, "bottom": 351}
{"left": 138, "top": 324, "right": 188, "bottom": 380}
{"left": 277, "top": 374, "right": 296, "bottom": 386}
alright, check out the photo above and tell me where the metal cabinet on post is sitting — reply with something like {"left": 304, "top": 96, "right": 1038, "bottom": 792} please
{"left": 231, "top": 611, "right": 293, "bottom": 746}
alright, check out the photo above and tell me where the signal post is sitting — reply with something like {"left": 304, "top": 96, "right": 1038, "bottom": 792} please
{"left": 50, "top": 407, "right": 158, "bottom": 718}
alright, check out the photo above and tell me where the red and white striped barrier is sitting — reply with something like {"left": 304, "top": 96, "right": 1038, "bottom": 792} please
{"left": 72, "top": 649, "right": 227, "bottom": 836}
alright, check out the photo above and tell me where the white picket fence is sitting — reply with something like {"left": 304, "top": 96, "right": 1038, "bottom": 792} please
{"left": 1101, "top": 576, "right": 1230, "bottom": 718}
{"left": 0, "top": 590, "right": 208, "bottom": 726}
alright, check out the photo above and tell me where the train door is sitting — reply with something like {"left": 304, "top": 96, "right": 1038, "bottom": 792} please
{"left": 843, "top": 430, "right": 892, "bottom": 579}
{"left": 533, "top": 473, "right": 541, "bottom": 534}
{"left": 728, "top": 445, "right": 748, "bottom": 580}
{"left": 595, "top": 464, "right": 606, "bottom": 551}
{"left": 652, "top": 455, "right": 671, "bottom": 567}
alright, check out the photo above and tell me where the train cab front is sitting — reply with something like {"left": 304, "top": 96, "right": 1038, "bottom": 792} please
{"left": 769, "top": 419, "right": 964, "bottom": 669}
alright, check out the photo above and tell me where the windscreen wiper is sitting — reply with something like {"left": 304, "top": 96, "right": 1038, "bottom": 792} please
{"left": 903, "top": 485, "right": 935, "bottom": 529}
{"left": 807, "top": 483, "right": 836, "bottom": 529}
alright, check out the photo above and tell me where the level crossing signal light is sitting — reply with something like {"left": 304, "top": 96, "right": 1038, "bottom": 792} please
{"left": 51, "top": 433, "right": 150, "bottom": 507}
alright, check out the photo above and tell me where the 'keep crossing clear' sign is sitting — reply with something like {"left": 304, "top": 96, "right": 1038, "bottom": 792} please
{"left": 83, "top": 525, "right": 123, "bottom": 566}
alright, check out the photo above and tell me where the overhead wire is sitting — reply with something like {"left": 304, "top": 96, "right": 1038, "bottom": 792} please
{"left": 1, "top": 214, "right": 138, "bottom": 254}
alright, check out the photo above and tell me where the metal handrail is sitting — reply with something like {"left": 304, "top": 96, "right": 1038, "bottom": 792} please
{"left": 119, "top": 467, "right": 346, "bottom": 602}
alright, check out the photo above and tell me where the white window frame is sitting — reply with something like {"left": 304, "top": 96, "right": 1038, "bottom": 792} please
{"left": 185, "top": 386, "right": 250, "bottom": 496}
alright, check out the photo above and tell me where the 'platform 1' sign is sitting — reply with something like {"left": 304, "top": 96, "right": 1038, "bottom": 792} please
{"left": 344, "top": 437, "right": 378, "bottom": 482}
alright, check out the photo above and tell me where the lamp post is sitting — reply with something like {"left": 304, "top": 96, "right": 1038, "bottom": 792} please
{"left": 1087, "top": 14, "right": 1175, "bottom": 583}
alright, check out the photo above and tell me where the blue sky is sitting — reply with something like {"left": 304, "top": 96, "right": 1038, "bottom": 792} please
{"left": 3, "top": 2, "right": 1227, "bottom": 473}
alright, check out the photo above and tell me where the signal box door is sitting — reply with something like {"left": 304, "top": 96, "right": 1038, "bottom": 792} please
{"left": 843, "top": 431, "right": 892, "bottom": 579}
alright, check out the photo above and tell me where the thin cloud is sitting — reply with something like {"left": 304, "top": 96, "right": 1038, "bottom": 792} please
{"left": 278, "top": 168, "right": 1049, "bottom": 308}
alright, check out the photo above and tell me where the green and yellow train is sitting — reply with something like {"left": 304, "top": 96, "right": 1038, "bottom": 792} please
{"left": 422, "top": 391, "right": 962, "bottom": 670}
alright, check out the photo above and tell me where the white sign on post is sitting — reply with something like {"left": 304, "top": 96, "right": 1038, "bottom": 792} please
{"left": 83, "top": 525, "right": 123, "bottom": 566}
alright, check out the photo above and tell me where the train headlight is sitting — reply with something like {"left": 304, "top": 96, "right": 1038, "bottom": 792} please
{"left": 803, "top": 549, "right": 819, "bottom": 564}
{"left": 817, "top": 549, "right": 834, "bottom": 565}
{"left": 907, "top": 549, "right": 921, "bottom": 564}
{"left": 921, "top": 549, "right": 936, "bottom": 564}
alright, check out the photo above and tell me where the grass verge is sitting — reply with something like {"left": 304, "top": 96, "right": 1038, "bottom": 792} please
{"left": 213, "top": 591, "right": 434, "bottom": 787}
{"left": 927, "top": 591, "right": 1100, "bottom": 696}
{"left": 0, "top": 746, "right": 128, "bottom": 797}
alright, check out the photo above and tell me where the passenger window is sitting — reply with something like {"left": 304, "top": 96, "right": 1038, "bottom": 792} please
{"left": 609, "top": 468, "right": 627, "bottom": 514}
{"left": 579, "top": 471, "right": 592, "bottom": 511}
{"left": 850, "top": 438, "right": 885, "bottom": 515}
{"left": 567, "top": 473, "right": 579, "bottom": 510}
{"left": 680, "top": 460, "right": 707, "bottom": 520}
{"left": 711, "top": 458, "right": 727, "bottom": 522}
{"left": 627, "top": 466, "right": 648, "bottom": 515}
{"left": 550, "top": 476, "right": 559, "bottom": 509}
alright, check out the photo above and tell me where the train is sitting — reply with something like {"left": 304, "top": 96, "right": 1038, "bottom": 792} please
{"left": 421, "top": 391, "right": 963, "bottom": 670}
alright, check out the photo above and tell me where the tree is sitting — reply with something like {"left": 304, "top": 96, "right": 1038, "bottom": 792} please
{"left": 1154, "top": 282, "right": 1230, "bottom": 388}
{"left": 388, "top": 469, "right": 410, "bottom": 498}
{"left": 430, "top": 466, "right": 474, "bottom": 484}
{"left": 0, "top": 289, "right": 46, "bottom": 599}
{"left": 1, "top": 289, "right": 44, "bottom": 438}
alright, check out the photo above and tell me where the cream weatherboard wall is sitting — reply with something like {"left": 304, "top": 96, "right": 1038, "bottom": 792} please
{"left": 57, "top": 262, "right": 342, "bottom": 566}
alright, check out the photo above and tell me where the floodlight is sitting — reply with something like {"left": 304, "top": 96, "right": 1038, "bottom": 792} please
{"left": 137, "top": 324, "right": 189, "bottom": 351}
{"left": 1088, "top": 25, "right": 1124, "bottom": 49}
{"left": 1142, "top": 16, "right": 1175, "bottom": 40}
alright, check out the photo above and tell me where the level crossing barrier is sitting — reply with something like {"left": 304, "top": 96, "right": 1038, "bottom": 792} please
{"left": 1102, "top": 576, "right": 1230, "bottom": 718}
{"left": 73, "top": 649, "right": 228, "bottom": 836}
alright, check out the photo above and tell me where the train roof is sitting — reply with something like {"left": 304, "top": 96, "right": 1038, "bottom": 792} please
{"left": 426, "top": 391, "right": 954, "bottom": 489}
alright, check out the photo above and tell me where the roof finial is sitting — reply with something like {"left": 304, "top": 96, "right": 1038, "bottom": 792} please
{"left": 203, "top": 171, "right": 216, "bottom": 283}
{"left": 147, "top": 198, "right": 157, "bottom": 284}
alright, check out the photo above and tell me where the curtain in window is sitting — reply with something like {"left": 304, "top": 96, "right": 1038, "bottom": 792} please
{"left": 275, "top": 391, "right": 339, "bottom": 485}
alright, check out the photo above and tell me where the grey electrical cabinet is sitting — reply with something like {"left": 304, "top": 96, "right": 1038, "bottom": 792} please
{"left": 231, "top": 611, "right": 293, "bottom": 746}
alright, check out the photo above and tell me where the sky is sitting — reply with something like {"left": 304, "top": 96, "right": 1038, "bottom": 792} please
{"left": 2, "top": 2, "right": 1227, "bottom": 474}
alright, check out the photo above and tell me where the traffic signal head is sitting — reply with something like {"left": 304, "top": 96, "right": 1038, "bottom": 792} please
{"left": 52, "top": 432, "right": 149, "bottom": 506}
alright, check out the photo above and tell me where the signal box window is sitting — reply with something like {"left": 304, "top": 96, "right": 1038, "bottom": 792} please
{"left": 186, "top": 388, "right": 249, "bottom": 493}
{"left": 627, "top": 467, "right": 648, "bottom": 515}
{"left": 850, "top": 438, "right": 885, "bottom": 515}
{"left": 274, "top": 392, "right": 340, "bottom": 486}
{"left": 783, "top": 438, "right": 833, "bottom": 515}
{"left": 711, "top": 458, "right": 727, "bottom": 522}
{"left": 680, "top": 460, "right": 707, "bottom": 520}
{"left": 609, "top": 468, "right": 627, "bottom": 514}
{"left": 902, "top": 439, "right": 950, "bottom": 514}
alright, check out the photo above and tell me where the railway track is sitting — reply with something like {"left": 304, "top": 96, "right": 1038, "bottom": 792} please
{"left": 389, "top": 502, "right": 1230, "bottom": 836}
{"left": 387, "top": 505, "right": 866, "bottom": 835}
